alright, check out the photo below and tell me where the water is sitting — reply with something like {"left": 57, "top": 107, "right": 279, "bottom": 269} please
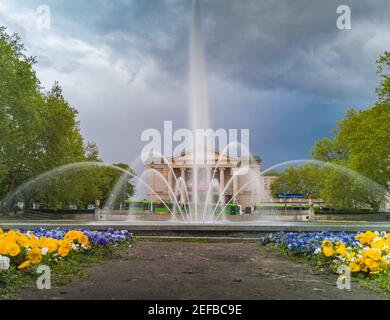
{"left": 190, "top": 0, "right": 210, "bottom": 221}
{"left": 0, "top": 159, "right": 387, "bottom": 223}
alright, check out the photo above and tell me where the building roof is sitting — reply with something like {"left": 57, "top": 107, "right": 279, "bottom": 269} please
{"left": 145, "top": 149, "right": 262, "bottom": 167}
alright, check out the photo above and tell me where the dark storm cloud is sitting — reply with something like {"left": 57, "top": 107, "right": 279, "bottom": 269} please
{"left": 0, "top": 0, "right": 389, "bottom": 167}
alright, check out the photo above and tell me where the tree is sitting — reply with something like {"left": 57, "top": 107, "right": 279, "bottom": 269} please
{"left": 98, "top": 163, "right": 135, "bottom": 209}
{"left": 270, "top": 165, "right": 322, "bottom": 199}
{"left": 311, "top": 106, "right": 389, "bottom": 210}
{"left": 0, "top": 27, "right": 44, "bottom": 196}
{"left": 272, "top": 51, "right": 390, "bottom": 211}
{"left": 0, "top": 27, "right": 135, "bottom": 211}
{"left": 310, "top": 52, "right": 390, "bottom": 211}
{"left": 377, "top": 51, "right": 390, "bottom": 104}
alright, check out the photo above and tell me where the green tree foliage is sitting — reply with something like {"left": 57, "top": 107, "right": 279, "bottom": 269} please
{"left": 99, "top": 163, "right": 135, "bottom": 209}
{"left": 0, "top": 27, "right": 44, "bottom": 194}
{"left": 270, "top": 165, "right": 322, "bottom": 199}
{"left": 377, "top": 51, "right": 390, "bottom": 104}
{"left": 0, "top": 27, "right": 133, "bottom": 210}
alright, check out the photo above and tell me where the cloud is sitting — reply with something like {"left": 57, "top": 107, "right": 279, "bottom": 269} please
{"left": 0, "top": 0, "right": 388, "bottom": 168}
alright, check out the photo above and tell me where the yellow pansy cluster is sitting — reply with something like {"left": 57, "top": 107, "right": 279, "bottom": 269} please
{"left": 0, "top": 228, "right": 91, "bottom": 272}
{"left": 321, "top": 231, "right": 390, "bottom": 276}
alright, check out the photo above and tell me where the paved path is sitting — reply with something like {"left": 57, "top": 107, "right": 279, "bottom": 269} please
{"left": 19, "top": 241, "right": 384, "bottom": 300}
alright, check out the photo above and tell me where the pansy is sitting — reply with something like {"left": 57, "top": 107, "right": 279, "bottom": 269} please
{"left": 259, "top": 231, "right": 390, "bottom": 276}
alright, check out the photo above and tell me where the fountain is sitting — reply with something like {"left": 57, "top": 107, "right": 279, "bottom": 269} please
{"left": 0, "top": 0, "right": 388, "bottom": 230}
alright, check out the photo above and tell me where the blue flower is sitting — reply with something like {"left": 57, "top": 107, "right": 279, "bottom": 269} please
{"left": 259, "top": 231, "right": 359, "bottom": 254}
{"left": 17, "top": 228, "right": 133, "bottom": 246}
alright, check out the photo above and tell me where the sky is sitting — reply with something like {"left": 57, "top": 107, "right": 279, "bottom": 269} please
{"left": 0, "top": 0, "right": 389, "bottom": 170}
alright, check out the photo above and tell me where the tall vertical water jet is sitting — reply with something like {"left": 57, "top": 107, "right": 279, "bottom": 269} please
{"left": 190, "top": 0, "right": 210, "bottom": 221}
{"left": 190, "top": 0, "right": 209, "bottom": 131}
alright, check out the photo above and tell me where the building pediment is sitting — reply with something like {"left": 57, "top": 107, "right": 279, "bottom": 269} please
{"left": 145, "top": 149, "right": 261, "bottom": 169}
{"left": 169, "top": 150, "right": 240, "bottom": 166}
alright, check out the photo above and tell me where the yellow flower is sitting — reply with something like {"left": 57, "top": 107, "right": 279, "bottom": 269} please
{"left": 65, "top": 230, "right": 84, "bottom": 242}
{"left": 371, "top": 238, "right": 387, "bottom": 250}
{"left": 58, "top": 243, "right": 71, "bottom": 257}
{"left": 334, "top": 242, "right": 347, "bottom": 257}
{"left": 364, "top": 248, "right": 382, "bottom": 261}
{"left": 17, "top": 260, "right": 31, "bottom": 271}
{"left": 355, "top": 231, "right": 377, "bottom": 245}
{"left": 0, "top": 240, "right": 6, "bottom": 255}
{"left": 322, "top": 240, "right": 333, "bottom": 248}
{"left": 45, "top": 238, "right": 58, "bottom": 253}
{"left": 364, "top": 258, "right": 380, "bottom": 272}
{"left": 347, "top": 252, "right": 355, "bottom": 260}
{"left": 79, "top": 234, "right": 90, "bottom": 246}
{"left": 58, "top": 247, "right": 69, "bottom": 257}
{"left": 349, "top": 262, "right": 360, "bottom": 272}
{"left": 322, "top": 246, "right": 335, "bottom": 257}
{"left": 354, "top": 257, "right": 367, "bottom": 272}
{"left": 27, "top": 247, "right": 42, "bottom": 265}
{"left": 0, "top": 228, "right": 3, "bottom": 235}
{"left": 37, "top": 237, "right": 58, "bottom": 253}
{"left": 370, "top": 270, "right": 381, "bottom": 275}
{"left": 5, "top": 230, "right": 17, "bottom": 241}
{"left": 5, "top": 241, "right": 21, "bottom": 257}
{"left": 16, "top": 234, "right": 31, "bottom": 247}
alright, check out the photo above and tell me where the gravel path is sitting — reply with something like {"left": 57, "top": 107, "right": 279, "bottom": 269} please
{"left": 18, "top": 240, "right": 384, "bottom": 300}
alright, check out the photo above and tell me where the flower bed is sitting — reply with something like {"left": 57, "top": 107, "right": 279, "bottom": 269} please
{"left": 259, "top": 231, "right": 390, "bottom": 276}
{"left": 0, "top": 228, "right": 132, "bottom": 272}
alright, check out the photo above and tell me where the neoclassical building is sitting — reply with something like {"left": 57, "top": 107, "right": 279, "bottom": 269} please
{"left": 145, "top": 151, "right": 275, "bottom": 212}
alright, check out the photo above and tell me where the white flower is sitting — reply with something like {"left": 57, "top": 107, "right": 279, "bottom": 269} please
{"left": 41, "top": 247, "right": 49, "bottom": 255}
{"left": 0, "top": 255, "right": 10, "bottom": 271}
{"left": 81, "top": 243, "right": 87, "bottom": 250}
{"left": 72, "top": 244, "right": 78, "bottom": 251}
{"left": 314, "top": 248, "right": 321, "bottom": 255}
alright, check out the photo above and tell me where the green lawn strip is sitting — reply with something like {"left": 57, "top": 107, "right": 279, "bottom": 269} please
{"left": 259, "top": 243, "right": 390, "bottom": 298}
{"left": 137, "top": 237, "right": 258, "bottom": 244}
{"left": 138, "top": 237, "right": 211, "bottom": 243}
{"left": 0, "top": 241, "right": 132, "bottom": 300}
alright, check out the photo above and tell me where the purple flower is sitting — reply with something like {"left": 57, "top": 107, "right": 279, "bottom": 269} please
{"left": 18, "top": 228, "right": 133, "bottom": 247}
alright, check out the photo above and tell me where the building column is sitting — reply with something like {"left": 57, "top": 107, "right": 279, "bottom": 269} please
{"left": 232, "top": 170, "right": 238, "bottom": 203}
{"left": 180, "top": 168, "right": 186, "bottom": 204}
{"left": 167, "top": 169, "right": 173, "bottom": 200}
{"left": 219, "top": 168, "right": 225, "bottom": 204}
{"left": 206, "top": 167, "right": 212, "bottom": 188}
{"left": 180, "top": 168, "right": 186, "bottom": 179}
{"left": 149, "top": 169, "right": 155, "bottom": 202}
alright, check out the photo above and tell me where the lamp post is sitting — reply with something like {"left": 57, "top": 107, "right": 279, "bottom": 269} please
{"left": 94, "top": 199, "right": 101, "bottom": 221}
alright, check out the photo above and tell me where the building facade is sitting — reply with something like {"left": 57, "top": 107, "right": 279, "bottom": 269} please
{"left": 145, "top": 151, "right": 275, "bottom": 212}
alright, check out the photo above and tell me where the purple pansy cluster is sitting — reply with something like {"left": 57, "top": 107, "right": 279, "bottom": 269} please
{"left": 259, "top": 231, "right": 360, "bottom": 253}
{"left": 20, "top": 227, "right": 132, "bottom": 246}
